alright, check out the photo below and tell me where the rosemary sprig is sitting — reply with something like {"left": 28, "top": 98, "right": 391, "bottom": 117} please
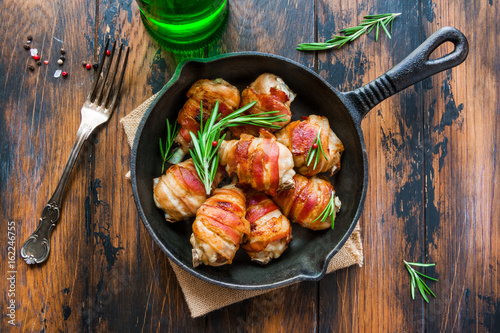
{"left": 305, "top": 129, "right": 328, "bottom": 169}
{"left": 404, "top": 260, "right": 438, "bottom": 302}
{"left": 189, "top": 101, "right": 288, "bottom": 194}
{"left": 311, "top": 192, "right": 337, "bottom": 229}
{"left": 297, "top": 12, "right": 401, "bottom": 51}
{"left": 159, "top": 119, "right": 179, "bottom": 173}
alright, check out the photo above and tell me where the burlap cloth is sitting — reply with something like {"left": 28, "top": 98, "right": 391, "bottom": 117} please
{"left": 120, "top": 93, "right": 364, "bottom": 318}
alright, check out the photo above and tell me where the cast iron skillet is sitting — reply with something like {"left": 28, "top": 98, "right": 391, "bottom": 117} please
{"left": 131, "top": 27, "right": 468, "bottom": 290}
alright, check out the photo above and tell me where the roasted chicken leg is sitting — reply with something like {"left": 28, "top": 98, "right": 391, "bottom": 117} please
{"left": 242, "top": 191, "right": 292, "bottom": 264}
{"left": 275, "top": 115, "right": 344, "bottom": 176}
{"left": 153, "top": 158, "right": 224, "bottom": 222}
{"left": 273, "top": 174, "right": 341, "bottom": 230}
{"left": 219, "top": 130, "right": 295, "bottom": 196}
{"left": 190, "top": 184, "right": 250, "bottom": 267}
{"left": 229, "top": 73, "right": 295, "bottom": 138}
{"left": 170, "top": 78, "right": 240, "bottom": 163}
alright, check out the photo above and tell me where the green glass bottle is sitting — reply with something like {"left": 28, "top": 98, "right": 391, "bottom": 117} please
{"left": 137, "top": 0, "right": 229, "bottom": 53}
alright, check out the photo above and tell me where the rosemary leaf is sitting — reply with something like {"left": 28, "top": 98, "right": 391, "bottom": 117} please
{"left": 297, "top": 12, "right": 401, "bottom": 51}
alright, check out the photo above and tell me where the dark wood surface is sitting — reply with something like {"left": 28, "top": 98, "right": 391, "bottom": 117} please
{"left": 1, "top": 0, "right": 498, "bottom": 331}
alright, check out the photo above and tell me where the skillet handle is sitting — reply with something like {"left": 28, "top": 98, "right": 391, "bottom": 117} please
{"left": 343, "top": 26, "right": 468, "bottom": 119}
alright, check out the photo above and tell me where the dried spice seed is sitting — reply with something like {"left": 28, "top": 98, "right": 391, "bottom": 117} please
{"left": 23, "top": 44, "right": 30, "bottom": 50}
{"left": 33, "top": 55, "right": 40, "bottom": 61}
{"left": 60, "top": 48, "right": 66, "bottom": 54}
{"left": 106, "top": 50, "right": 110, "bottom": 56}
{"left": 61, "top": 71, "right": 68, "bottom": 77}
{"left": 43, "top": 60, "right": 49, "bottom": 65}
{"left": 28, "top": 64, "right": 35, "bottom": 71}
{"left": 30, "top": 48, "right": 38, "bottom": 57}
{"left": 26, "top": 40, "right": 32, "bottom": 44}
{"left": 93, "top": 63, "right": 98, "bottom": 69}
{"left": 57, "top": 59, "right": 64, "bottom": 65}
{"left": 59, "top": 56, "right": 66, "bottom": 61}
{"left": 27, "top": 35, "right": 33, "bottom": 41}
{"left": 312, "top": 143, "right": 318, "bottom": 148}
{"left": 37, "top": 61, "right": 42, "bottom": 66}
{"left": 85, "top": 63, "right": 92, "bottom": 70}
{"left": 82, "top": 61, "right": 87, "bottom": 67}
{"left": 54, "top": 69, "right": 62, "bottom": 78}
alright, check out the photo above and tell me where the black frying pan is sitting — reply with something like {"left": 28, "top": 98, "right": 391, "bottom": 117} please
{"left": 131, "top": 27, "right": 468, "bottom": 290}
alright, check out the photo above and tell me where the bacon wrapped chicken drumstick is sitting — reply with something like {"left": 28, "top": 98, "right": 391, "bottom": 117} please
{"left": 230, "top": 73, "right": 295, "bottom": 138}
{"left": 219, "top": 130, "right": 295, "bottom": 196}
{"left": 242, "top": 191, "right": 292, "bottom": 264}
{"left": 170, "top": 78, "right": 240, "bottom": 163}
{"left": 273, "top": 174, "right": 341, "bottom": 230}
{"left": 275, "top": 115, "right": 344, "bottom": 176}
{"left": 190, "top": 184, "right": 250, "bottom": 267}
{"left": 153, "top": 158, "right": 224, "bottom": 222}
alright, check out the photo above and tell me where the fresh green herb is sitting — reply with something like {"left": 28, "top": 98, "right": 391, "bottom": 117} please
{"left": 189, "top": 101, "right": 288, "bottom": 194}
{"left": 305, "top": 129, "right": 328, "bottom": 170}
{"left": 404, "top": 260, "right": 438, "bottom": 302}
{"left": 159, "top": 119, "right": 179, "bottom": 173}
{"left": 311, "top": 192, "right": 337, "bottom": 229}
{"left": 297, "top": 12, "right": 401, "bottom": 51}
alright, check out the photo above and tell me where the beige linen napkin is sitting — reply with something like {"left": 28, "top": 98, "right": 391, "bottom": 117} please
{"left": 120, "top": 94, "right": 364, "bottom": 318}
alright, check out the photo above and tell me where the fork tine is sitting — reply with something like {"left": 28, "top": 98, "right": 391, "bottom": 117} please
{"left": 107, "top": 46, "right": 129, "bottom": 113}
{"left": 102, "top": 44, "right": 123, "bottom": 109}
{"left": 95, "top": 41, "right": 117, "bottom": 105}
{"left": 88, "top": 38, "right": 110, "bottom": 102}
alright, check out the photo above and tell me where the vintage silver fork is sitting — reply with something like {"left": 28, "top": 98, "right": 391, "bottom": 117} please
{"left": 21, "top": 39, "right": 129, "bottom": 264}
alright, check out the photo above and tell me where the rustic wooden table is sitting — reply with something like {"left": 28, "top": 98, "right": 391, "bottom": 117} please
{"left": 1, "top": 0, "right": 498, "bottom": 332}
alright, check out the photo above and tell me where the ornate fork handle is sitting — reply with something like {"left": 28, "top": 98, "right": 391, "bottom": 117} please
{"left": 21, "top": 122, "right": 94, "bottom": 264}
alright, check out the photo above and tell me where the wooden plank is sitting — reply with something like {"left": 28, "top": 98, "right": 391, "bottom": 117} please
{"left": 85, "top": 0, "right": 205, "bottom": 332}
{"left": 0, "top": 0, "right": 96, "bottom": 331}
{"left": 422, "top": 0, "right": 500, "bottom": 331}
{"left": 316, "top": 1, "right": 425, "bottom": 332}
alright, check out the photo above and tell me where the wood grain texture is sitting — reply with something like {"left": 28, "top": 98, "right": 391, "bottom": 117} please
{"left": 317, "top": 1, "right": 425, "bottom": 332}
{"left": 0, "top": 0, "right": 498, "bottom": 332}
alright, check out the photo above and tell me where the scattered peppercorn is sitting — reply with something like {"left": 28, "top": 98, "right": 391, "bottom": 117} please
{"left": 23, "top": 44, "right": 30, "bottom": 50}
{"left": 82, "top": 61, "right": 87, "bottom": 67}
{"left": 33, "top": 54, "right": 40, "bottom": 61}
{"left": 93, "top": 63, "right": 98, "bottom": 69}
{"left": 37, "top": 61, "right": 42, "bottom": 66}
{"left": 59, "top": 56, "right": 66, "bottom": 61}
{"left": 57, "top": 59, "right": 64, "bottom": 65}
{"left": 61, "top": 71, "right": 68, "bottom": 77}
{"left": 85, "top": 63, "right": 92, "bottom": 70}
{"left": 60, "top": 48, "right": 66, "bottom": 55}
{"left": 28, "top": 64, "right": 35, "bottom": 71}
{"left": 43, "top": 60, "right": 49, "bottom": 65}
{"left": 106, "top": 50, "right": 110, "bottom": 56}
{"left": 26, "top": 40, "right": 31, "bottom": 44}
{"left": 212, "top": 141, "right": 218, "bottom": 147}
{"left": 27, "top": 35, "right": 33, "bottom": 41}
{"left": 312, "top": 143, "right": 318, "bottom": 149}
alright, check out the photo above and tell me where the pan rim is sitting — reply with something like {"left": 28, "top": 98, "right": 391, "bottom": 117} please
{"left": 130, "top": 51, "right": 368, "bottom": 290}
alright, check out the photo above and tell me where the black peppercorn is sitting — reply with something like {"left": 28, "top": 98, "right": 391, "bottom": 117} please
{"left": 93, "top": 63, "right": 98, "bottom": 69}
{"left": 60, "top": 48, "right": 66, "bottom": 55}
{"left": 27, "top": 35, "right": 33, "bottom": 41}
{"left": 37, "top": 61, "right": 42, "bottom": 66}
{"left": 23, "top": 44, "right": 30, "bottom": 50}
{"left": 59, "top": 56, "right": 66, "bottom": 61}
{"left": 28, "top": 64, "right": 35, "bottom": 71}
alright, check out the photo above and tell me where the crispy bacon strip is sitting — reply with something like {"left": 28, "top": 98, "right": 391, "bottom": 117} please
{"left": 275, "top": 115, "right": 344, "bottom": 176}
{"left": 190, "top": 184, "right": 250, "bottom": 267}
{"left": 273, "top": 174, "right": 341, "bottom": 230}
{"left": 174, "top": 78, "right": 240, "bottom": 154}
{"left": 242, "top": 191, "right": 292, "bottom": 264}
{"left": 230, "top": 73, "right": 295, "bottom": 138}
{"left": 153, "top": 159, "right": 224, "bottom": 222}
{"left": 219, "top": 130, "right": 295, "bottom": 196}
